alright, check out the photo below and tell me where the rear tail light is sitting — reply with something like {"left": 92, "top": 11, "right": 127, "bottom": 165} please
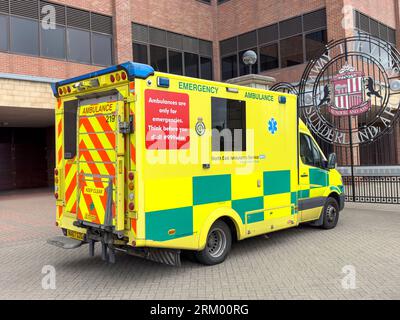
{"left": 128, "top": 172, "right": 134, "bottom": 180}
{"left": 58, "top": 88, "right": 63, "bottom": 95}
{"left": 54, "top": 168, "right": 59, "bottom": 176}
{"left": 110, "top": 75, "right": 115, "bottom": 83}
{"left": 116, "top": 73, "right": 121, "bottom": 81}
{"left": 54, "top": 193, "right": 59, "bottom": 200}
{"left": 67, "top": 86, "right": 71, "bottom": 93}
{"left": 121, "top": 72, "right": 127, "bottom": 80}
{"left": 129, "top": 182, "right": 134, "bottom": 190}
{"left": 129, "top": 203, "right": 135, "bottom": 211}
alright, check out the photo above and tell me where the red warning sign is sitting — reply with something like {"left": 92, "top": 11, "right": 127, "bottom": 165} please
{"left": 145, "top": 89, "right": 190, "bottom": 150}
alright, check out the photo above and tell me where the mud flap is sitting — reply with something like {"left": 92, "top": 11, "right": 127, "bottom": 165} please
{"left": 47, "top": 236, "right": 83, "bottom": 249}
{"left": 126, "top": 247, "right": 182, "bottom": 266}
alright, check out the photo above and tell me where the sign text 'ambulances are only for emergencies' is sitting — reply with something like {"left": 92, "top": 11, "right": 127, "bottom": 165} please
{"left": 145, "top": 89, "right": 190, "bottom": 150}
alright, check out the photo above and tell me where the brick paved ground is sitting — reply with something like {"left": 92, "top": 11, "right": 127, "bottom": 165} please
{"left": 0, "top": 189, "right": 399, "bottom": 300}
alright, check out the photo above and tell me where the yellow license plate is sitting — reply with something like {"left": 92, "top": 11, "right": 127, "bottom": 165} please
{"left": 67, "top": 230, "right": 85, "bottom": 241}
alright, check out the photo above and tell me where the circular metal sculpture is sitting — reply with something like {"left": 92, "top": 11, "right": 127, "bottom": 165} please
{"left": 297, "top": 35, "right": 400, "bottom": 145}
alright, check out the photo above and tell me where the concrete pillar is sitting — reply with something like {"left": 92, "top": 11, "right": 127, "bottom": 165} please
{"left": 225, "top": 74, "right": 276, "bottom": 90}
{"left": 113, "top": 0, "right": 133, "bottom": 63}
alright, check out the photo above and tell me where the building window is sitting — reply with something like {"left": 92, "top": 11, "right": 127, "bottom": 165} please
{"left": 92, "top": 33, "right": 113, "bottom": 66}
{"left": 133, "top": 42, "right": 148, "bottom": 64}
{"left": 0, "top": 0, "right": 113, "bottom": 65}
{"left": 280, "top": 35, "right": 303, "bottom": 68}
{"left": 67, "top": 28, "right": 91, "bottom": 64}
{"left": 200, "top": 56, "right": 213, "bottom": 80}
{"left": 259, "top": 43, "right": 279, "bottom": 71}
{"left": 305, "top": 30, "right": 327, "bottom": 61}
{"left": 221, "top": 55, "right": 237, "bottom": 81}
{"left": 0, "top": 14, "right": 9, "bottom": 51}
{"left": 10, "top": 16, "right": 39, "bottom": 56}
{"left": 169, "top": 50, "right": 183, "bottom": 75}
{"left": 132, "top": 23, "right": 213, "bottom": 80}
{"left": 212, "top": 97, "right": 246, "bottom": 152}
{"left": 354, "top": 10, "right": 396, "bottom": 45}
{"left": 220, "top": 8, "right": 327, "bottom": 80}
{"left": 41, "top": 25, "right": 66, "bottom": 59}
{"left": 150, "top": 45, "right": 168, "bottom": 72}
{"left": 184, "top": 52, "right": 199, "bottom": 78}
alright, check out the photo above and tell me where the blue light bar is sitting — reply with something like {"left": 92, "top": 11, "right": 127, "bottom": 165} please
{"left": 51, "top": 62, "right": 154, "bottom": 96}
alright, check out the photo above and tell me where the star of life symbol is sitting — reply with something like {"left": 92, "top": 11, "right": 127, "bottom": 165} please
{"left": 328, "top": 64, "right": 371, "bottom": 116}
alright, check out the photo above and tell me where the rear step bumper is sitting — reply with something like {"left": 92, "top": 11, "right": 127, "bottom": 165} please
{"left": 47, "top": 236, "right": 83, "bottom": 249}
{"left": 47, "top": 235, "right": 181, "bottom": 266}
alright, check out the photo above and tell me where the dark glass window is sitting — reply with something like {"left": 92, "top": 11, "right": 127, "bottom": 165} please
{"left": 280, "top": 35, "right": 304, "bottom": 67}
{"left": 239, "top": 48, "right": 257, "bottom": 76}
{"left": 300, "top": 133, "right": 323, "bottom": 167}
{"left": 221, "top": 55, "right": 237, "bottom": 80}
{"left": 212, "top": 97, "right": 246, "bottom": 152}
{"left": 133, "top": 42, "right": 148, "bottom": 64}
{"left": 67, "top": 28, "right": 91, "bottom": 63}
{"left": 184, "top": 52, "right": 199, "bottom": 77}
{"left": 305, "top": 30, "right": 327, "bottom": 60}
{"left": 259, "top": 43, "right": 279, "bottom": 71}
{"left": 150, "top": 45, "right": 167, "bottom": 72}
{"left": 168, "top": 50, "right": 183, "bottom": 75}
{"left": 10, "top": 16, "right": 39, "bottom": 55}
{"left": 41, "top": 25, "right": 66, "bottom": 59}
{"left": 0, "top": 14, "right": 8, "bottom": 51}
{"left": 92, "top": 33, "right": 113, "bottom": 66}
{"left": 64, "top": 100, "right": 78, "bottom": 160}
{"left": 200, "top": 57, "right": 213, "bottom": 80}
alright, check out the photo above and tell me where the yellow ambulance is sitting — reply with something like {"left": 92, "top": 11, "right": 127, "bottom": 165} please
{"left": 48, "top": 62, "right": 344, "bottom": 266}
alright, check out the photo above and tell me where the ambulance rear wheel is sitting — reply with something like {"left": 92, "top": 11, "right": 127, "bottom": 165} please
{"left": 195, "top": 220, "right": 232, "bottom": 265}
{"left": 321, "top": 197, "right": 339, "bottom": 229}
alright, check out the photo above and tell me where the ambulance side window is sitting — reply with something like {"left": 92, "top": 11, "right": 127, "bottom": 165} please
{"left": 300, "top": 133, "right": 323, "bottom": 168}
{"left": 211, "top": 97, "right": 246, "bottom": 152}
{"left": 64, "top": 100, "right": 78, "bottom": 159}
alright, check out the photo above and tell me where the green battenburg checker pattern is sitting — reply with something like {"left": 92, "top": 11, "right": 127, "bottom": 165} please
{"left": 232, "top": 197, "right": 264, "bottom": 224}
{"left": 145, "top": 170, "right": 341, "bottom": 241}
{"left": 145, "top": 206, "right": 193, "bottom": 241}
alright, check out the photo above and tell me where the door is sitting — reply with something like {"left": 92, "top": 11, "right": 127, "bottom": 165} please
{"left": 76, "top": 93, "right": 125, "bottom": 231}
{"left": 299, "top": 133, "right": 329, "bottom": 222}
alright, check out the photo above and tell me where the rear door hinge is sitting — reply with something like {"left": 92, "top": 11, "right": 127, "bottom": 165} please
{"left": 119, "top": 115, "right": 134, "bottom": 134}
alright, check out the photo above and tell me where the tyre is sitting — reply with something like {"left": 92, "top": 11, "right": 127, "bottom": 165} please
{"left": 321, "top": 197, "right": 339, "bottom": 229}
{"left": 195, "top": 220, "right": 232, "bottom": 266}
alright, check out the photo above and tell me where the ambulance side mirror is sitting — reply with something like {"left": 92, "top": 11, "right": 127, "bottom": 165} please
{"left": 327, "top": 153, "right": 337, "bottom": 169}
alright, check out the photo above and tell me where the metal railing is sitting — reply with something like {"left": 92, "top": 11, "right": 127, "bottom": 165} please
{"left": 342, "top": 176, "right": 400, "bottom": 204}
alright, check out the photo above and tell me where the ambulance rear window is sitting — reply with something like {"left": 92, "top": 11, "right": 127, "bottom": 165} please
{"left": 64, "top": 100, "right": 78, "bottom": 159}
{"left": 211, "top": 97, "right": 246, "bottom": 152}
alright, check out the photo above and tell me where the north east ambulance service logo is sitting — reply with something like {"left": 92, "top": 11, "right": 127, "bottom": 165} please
{"left": 297, "top": 35, "right": 400, "bottom": 145}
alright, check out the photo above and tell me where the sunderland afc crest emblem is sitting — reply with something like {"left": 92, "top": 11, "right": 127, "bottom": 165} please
{"left": 289, "top": 35, "right": 400, "bottom": 145}
{"left": 328, "top": 65, "right": 371, "bottom": 116}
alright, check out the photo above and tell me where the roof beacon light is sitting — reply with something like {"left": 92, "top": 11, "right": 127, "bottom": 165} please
{"left": 278, "top": 96, "right": 287, "bottom": 104}
{"left": 226, "top": 87, "right": 239, "bottom": 93}
{"left": 157, "top": 77, "right": 170, "bottom": 88}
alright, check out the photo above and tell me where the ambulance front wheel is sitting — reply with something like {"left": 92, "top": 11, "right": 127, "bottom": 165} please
{"left": 321, "top": 197, "right": 339, "bottom": 229}
{"left": 195, "top": 220, "right": 232, "bottom": 265}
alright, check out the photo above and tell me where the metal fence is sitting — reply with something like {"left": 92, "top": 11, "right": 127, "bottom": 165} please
{"left": 342, "top": 176, "right": 400, "bottom": 204}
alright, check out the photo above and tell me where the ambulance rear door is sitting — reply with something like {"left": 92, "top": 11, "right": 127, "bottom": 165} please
{"left": 76, "top": 91, "right": 125, "bottom": 232}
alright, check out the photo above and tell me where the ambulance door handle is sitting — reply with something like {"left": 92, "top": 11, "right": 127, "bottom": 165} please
{"left": 301, "top": 173, "right": 309, "bottom": 178}
{"left": 203, "top": 164, "right": 210, "bottom": 169}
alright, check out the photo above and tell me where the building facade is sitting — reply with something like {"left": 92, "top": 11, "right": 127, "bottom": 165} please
{"left": 0, "top": 0, "right": 399, "bottom": 190}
